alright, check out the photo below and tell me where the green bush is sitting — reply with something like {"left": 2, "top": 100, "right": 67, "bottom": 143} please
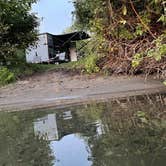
{"left": 84, "top": 54, "right": 100, "bottom": 73}
{"left": 0, "top": 67, "right": 15, "bottom": 86}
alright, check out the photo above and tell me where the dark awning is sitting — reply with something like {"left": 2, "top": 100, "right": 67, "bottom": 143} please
{"left": 54, "top": 31, "right": 90, "bottom": 42}
{"left": 39, "top": 31, "right": 90, "bottom": 52}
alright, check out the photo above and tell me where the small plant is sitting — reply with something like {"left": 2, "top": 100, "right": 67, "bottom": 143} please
{"left": 132, "top": 34, "right": 166, "bottom": 69}
{"left": 136, "top": 111, "right": 148, "bottom": 124}
{"left": 84, "top": 54, "right": 100, "bottom": 73}
{"left": 147, "top": 35, "right": 166, "bottom": 61}
{"left": 132, "top": 53, "right": 143, "bottom": 68}
{"left": 0, "top": 67, "right": 15, "bottom": 86}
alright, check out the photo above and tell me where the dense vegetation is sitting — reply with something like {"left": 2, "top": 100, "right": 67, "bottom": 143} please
{"left": 0, "top": 0, "right": 39, "bottom": 85}
{"left": 0, "top": 0, "right": 38, "bottom": 63}
{"left": 72, "top": 0, "right": 166, "bottom": 75}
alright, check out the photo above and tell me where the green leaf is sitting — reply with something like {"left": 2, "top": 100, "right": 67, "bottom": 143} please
{"left": 157, "top": 15, "right": 166, "bottom": 23}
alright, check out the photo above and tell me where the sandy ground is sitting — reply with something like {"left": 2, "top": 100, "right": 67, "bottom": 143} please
{"left": 0, "top": 71, "right": 166, "bottom": 112}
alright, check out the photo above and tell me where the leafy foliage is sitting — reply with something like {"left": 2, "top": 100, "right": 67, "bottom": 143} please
{"left": 72, "top": 0, "right": 166, "bottom": 75}
{"left": 0, "top": 0, "right": 38, "bottom": 64}
{"left": 83, "top": 54, "right": 100, "bottom": 73}
{"left": 0, "top": 0, "right": 39, "bottom": 86}
{"left": 147, "top": 35, "right": 166, "bottom": 61}
{"left": 0, "top": 67, "right": 15, "bottom": 86}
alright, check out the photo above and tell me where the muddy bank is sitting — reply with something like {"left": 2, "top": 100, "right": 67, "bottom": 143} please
{"left": 0, "top": 71, "right": 166, "bottom": 112}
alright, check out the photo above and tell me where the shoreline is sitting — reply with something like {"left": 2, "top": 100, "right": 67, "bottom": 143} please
{"left": 0, "top": 71, "right": 166, "bottom": 112}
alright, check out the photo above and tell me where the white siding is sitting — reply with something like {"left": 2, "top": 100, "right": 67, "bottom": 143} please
{"left": 26, "top": 34, "right": 49, "bottom": 63}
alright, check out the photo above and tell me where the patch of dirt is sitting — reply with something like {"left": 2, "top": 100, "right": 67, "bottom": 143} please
{"left": 0, "top": 71, "right": 166, "bottom": 111}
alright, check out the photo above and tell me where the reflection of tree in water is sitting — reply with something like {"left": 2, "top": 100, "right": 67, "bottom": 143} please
{"left": 0, "top": 112, "right": 54, "bottom": 166}
{"left": 0, "top": 93, "right": 165, "bottom": 166}
{"left": 81, "top": 93, "right": 166, "bottom": 166}
{"left": 51, "top": 93, "right": 166, "bottom": 166}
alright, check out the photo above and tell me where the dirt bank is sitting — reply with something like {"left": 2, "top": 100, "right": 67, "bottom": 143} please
{"left": 0, "top": 71, "right": 166, "bottom": 112}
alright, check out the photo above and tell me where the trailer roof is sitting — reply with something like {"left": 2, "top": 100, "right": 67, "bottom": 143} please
{"left": 39, "top": 31, "right": 90, "bottom": 43}
{"left": 39, "top": 31, "right": 90, "bottom": 51}
{"left": 39, "top": 31, "right": 90, "bottom": 41}
{"left": 54, "top": 31, "right": 90, "bottom": 41}
{"left": 53, "top": 31, "right": 90, "bottom": 49}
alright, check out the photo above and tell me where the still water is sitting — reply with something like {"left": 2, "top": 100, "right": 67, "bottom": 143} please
{"left": 0, "top": 93, "right": 166, "bottom": 166}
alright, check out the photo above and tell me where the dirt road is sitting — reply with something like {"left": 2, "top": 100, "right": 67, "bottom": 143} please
{"left": 0, "top": 71, "right": 166, "bottom": 111}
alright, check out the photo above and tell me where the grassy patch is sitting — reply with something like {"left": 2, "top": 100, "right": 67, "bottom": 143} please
{"left": 0, "top": 67, "right": 15, "bottom": 86}
{"left": 9, "top": 63, "right": 61, "bottom": 78}
{"left": 53, "top": 55, "right": 100, "bottom": 74}
{"left": 0, "top": 63, "right": 60, "bottom": 86}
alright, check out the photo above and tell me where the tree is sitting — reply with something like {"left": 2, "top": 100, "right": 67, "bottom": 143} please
{"left": 0, "top": 0, "right": 39, "bottom": 65}
{"left": 72, "top": 0, "right": 166, "bottom": 75}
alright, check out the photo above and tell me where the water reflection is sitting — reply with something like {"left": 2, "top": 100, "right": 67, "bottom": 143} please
{"left": 0, "top": 93, "right": 165, "bottom": 166}
{"left": 50, "top": 134, "right": 92, "bottom": 166}
{"left": 34, "top": 114, "right": 59, "bottom": 141}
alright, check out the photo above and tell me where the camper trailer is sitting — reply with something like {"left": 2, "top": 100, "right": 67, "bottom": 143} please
{"left": 26, "top": 31, "right": 89, "bottom": 64}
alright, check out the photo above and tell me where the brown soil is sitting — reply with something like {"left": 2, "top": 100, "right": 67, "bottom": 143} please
{"left": 0, "top": 71, "right": 166, "bottom": 112}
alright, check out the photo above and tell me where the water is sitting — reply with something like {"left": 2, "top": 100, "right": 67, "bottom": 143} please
{"left": 0, "top": 93, "right": 166, "bottom": 166}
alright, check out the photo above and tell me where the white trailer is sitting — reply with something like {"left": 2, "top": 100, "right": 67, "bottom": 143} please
{"left": 26, "top": 33, "right": 55, "bottom": 63}
{"left": 26, "top": 32, "right": 90, "bottom": 64}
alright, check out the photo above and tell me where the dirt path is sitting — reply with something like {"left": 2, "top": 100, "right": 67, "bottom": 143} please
{"left": 0, "top": 71, "right": 166, "bottom": 111}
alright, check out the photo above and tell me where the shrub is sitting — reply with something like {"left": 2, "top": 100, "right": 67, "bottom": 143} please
{"left": 0, "top": 67, "right": 15, "bottom": 86}
{"left": 84, "top": 54, "right": 100, "bottom": 73}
